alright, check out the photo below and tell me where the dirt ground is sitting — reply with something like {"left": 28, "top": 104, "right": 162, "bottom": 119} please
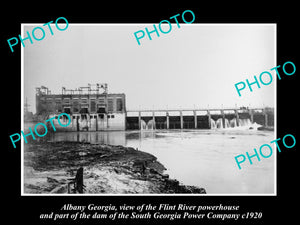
{"left": 24, "top": 141, "right": 206, "bottom": 194}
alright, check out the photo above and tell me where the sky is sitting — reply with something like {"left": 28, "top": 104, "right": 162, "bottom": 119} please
{"left": 23, "top": 24, "right": 276, "bottom": 113}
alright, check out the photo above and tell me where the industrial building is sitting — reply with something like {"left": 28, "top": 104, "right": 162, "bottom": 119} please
{"left": 35, "top": 84, "right": 126, "bottom": 131}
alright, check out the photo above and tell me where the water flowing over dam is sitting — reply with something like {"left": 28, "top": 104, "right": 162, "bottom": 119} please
{"left": 126, "top": 107, "right": 274, "bottom": 130}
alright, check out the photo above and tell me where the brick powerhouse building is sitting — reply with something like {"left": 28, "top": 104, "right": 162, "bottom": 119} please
{"left": 35, "top": 84, "right": 126, "bottom": 131}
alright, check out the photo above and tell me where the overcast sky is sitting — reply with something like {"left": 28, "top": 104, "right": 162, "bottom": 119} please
{"left": 23, "top": 24, "right": 275, "bottom": 113}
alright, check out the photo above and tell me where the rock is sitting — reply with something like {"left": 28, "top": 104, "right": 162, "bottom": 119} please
{"left": 47, "top": 177, "right": 59, "bottom": 183}
{"left": 149, "top": 168, "right": 160, "bottom": 175}
{"left": 125, "top": 147, "right": 135, "bottom": 151}
{"left": 114, "top": 168, "right": 120, "bottom": 174}
{"left": 162, "top": 178, "right": 206, "bottom": 194}
{"left": 153, "top": 174, "right": 162, "bottom": 180}
{"left": 100, "top": 153, "right": 112, "bottom": 158}
{"left": 78, "top": 152, "right": 87, "bottom": 156}
{"left": 166, "top": 179, "right": 179, "bottom": 186}
{"left": 143, "top": 168, "right": 150, "bottom": 176}
{"left": 24, "top": 184, "right": 42, "bottom": 193}
{"left": 50, "top": 184, "right": 68, "bottom": 193}
{"left": 135, "top": 172, "right": 141, "bottom": 177}
{"left": 162, "top": 174, "right": 169, "bottom": 179}
{"left": 257, "top": 126, "right": 274, "bottom": 131}
{"left": 177, "top": 185, "right": 206, "bottom": 193}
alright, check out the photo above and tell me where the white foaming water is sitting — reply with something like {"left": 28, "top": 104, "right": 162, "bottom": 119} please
{"left": 211, "top": 118, "right": 262, "bottom": 130}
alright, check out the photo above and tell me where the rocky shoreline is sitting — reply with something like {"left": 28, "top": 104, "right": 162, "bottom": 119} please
{"left": 24, "top": 141, "right": 206, "bottom": 194}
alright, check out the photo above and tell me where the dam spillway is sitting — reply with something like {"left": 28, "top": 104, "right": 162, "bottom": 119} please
{"left": 125, "top": 108, "right": 274, "bottom": 130}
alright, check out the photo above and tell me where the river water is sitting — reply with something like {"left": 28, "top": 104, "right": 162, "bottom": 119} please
{"left": 46, "top": 128, "right": 275, "bottom": 195}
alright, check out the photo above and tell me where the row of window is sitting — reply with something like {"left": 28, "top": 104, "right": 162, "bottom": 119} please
{"left": 41, "top": 97, "right": 107, "bottom": 101}
{"left": 42, "top": 97, "right": 119, "bottom": 103}
{"left": 71, "top": 114, "right": 116, "bottom": 119}
{"left": 40, "top": 99, "right": 123, "bottom": 112}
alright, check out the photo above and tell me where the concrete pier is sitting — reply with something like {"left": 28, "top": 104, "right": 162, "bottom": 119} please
{"left": 180, "top": 111, "right": 183, "bottom": 129}
{"left": 166, "top": 112, "right": 169, "bottom": 129}
{"left": 194, "top": 111, "right": 197, "bottom": 129}
{"left": 235, "top": 110, "right": 240, "bottom": 127}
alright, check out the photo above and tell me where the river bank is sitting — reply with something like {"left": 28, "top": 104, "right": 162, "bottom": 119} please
{"left": 24, "top": 141, "right": 206, "bottom": 194}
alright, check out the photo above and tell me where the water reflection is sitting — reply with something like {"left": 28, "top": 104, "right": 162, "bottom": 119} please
{"left": 49, "top": 131, "right": 127, "bottom": 146}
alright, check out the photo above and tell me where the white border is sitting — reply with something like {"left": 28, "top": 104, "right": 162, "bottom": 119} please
{"left": 21, "top": 23, "right": 277, "bottom": 196}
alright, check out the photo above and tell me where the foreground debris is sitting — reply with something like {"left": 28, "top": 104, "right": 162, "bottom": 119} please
{"left": 24, "top": 141, "right": 206, "bottom": 194}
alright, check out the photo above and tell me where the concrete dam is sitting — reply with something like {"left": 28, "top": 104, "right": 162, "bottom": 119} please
{"left": 33, "top": 84, "right": 274, "bottom": 131}
{"left": 126, "top": 108, "right": 274, "bottom": 130}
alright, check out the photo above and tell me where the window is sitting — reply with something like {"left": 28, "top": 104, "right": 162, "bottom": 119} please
{"left": 64, "top": 108, "right": 71, "bottom": 114}
{"left": 107, "top": 99, "right": 114, "bottom": 112}
{"left": 111, "top": 115, "right": 115, "bottom": 118}
{"left": 63, "top": 98, "right": 70, "bottom": 104}
{"left": 98, "top": 98, "right": 105, "bottom": 103}
{"left": 97, "top": 107, "right": 106, "bottom": 113}
{"left": 79, "top": 108, "right": 89, "bottom": 114}
{"left": 90, "top": 100, "right": 96, "bottom": 112}
{"left": 116, "top": 98, "right": 123, "bottom": 112}
{"left": 73, "top": 101, "right": 79, "bottom": 113}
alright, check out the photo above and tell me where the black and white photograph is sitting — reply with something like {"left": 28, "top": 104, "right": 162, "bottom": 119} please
{"left": 22, "top": 24, "right": 276, "bottom": 195}
{"left": 3, "top": 6, "right": 297, "bottom": 224}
